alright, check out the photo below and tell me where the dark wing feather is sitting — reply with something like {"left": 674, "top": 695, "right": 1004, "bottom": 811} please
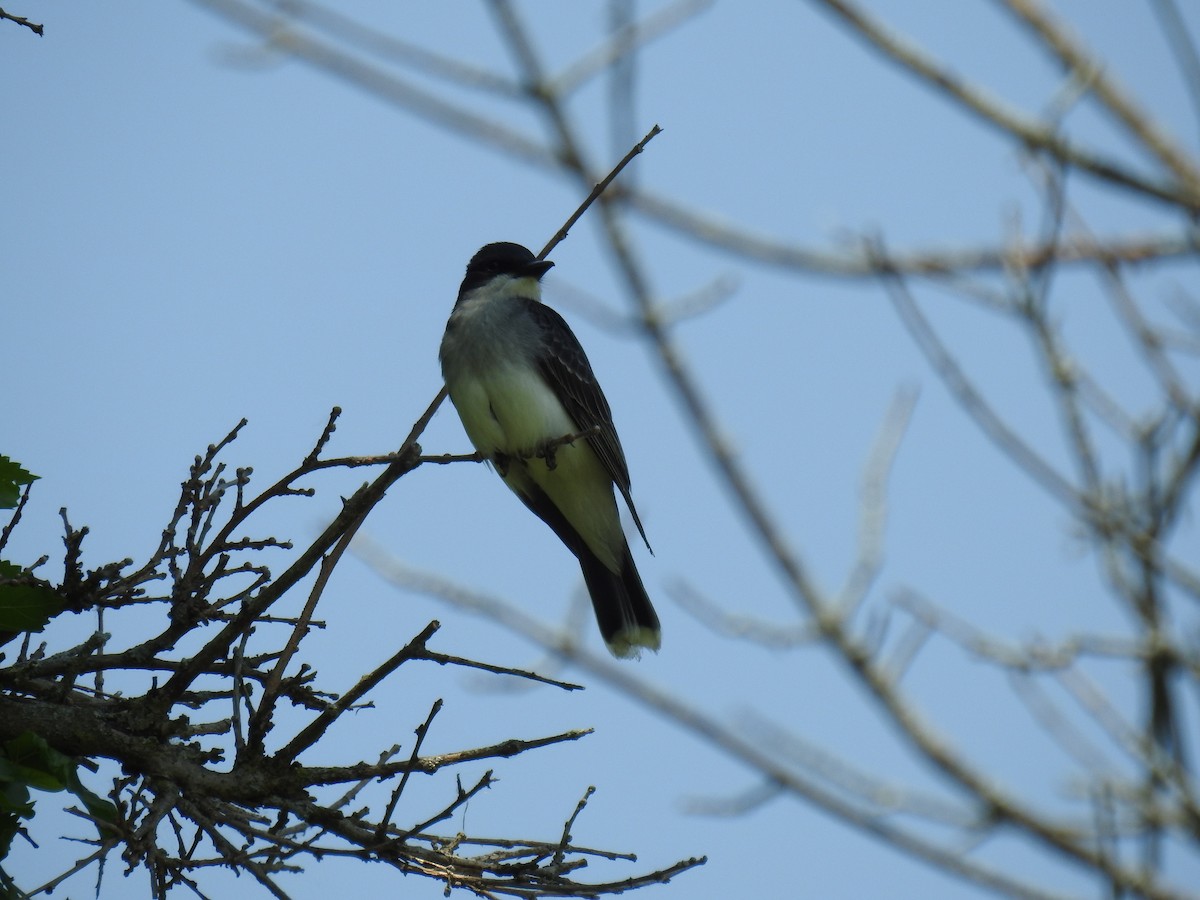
{"left": 523, "top": 299, "right": 652, "bottom": 552}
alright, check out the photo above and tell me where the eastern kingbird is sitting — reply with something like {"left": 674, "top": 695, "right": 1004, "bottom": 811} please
{"left": 439, "top": 242, "right": 661, "bottom": 658}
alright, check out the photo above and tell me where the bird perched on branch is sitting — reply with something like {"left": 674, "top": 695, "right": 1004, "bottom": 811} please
{"left": 439, "top": 242, "right": 661, "bottom": 658}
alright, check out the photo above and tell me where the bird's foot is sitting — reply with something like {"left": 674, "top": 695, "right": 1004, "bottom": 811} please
{"left": 493, "top": 452, "right": 511, "bottom": 477}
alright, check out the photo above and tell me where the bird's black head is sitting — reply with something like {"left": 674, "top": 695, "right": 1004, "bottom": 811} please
{"left": 459, "top": 242, "right": 555, "bottom": 296}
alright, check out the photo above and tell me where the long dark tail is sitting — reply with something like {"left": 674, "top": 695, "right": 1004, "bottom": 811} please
{"left": 578, "top": 541, "right": 661, "bottom": 658}
{"left": 506, "top": 474, "right": 661, "bottom": 657}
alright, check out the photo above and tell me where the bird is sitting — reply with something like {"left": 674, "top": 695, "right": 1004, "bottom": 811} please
{"left": 439, "top": 242, "right": 661, "bottom": 658}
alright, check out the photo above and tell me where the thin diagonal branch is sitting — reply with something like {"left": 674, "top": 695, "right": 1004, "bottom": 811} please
{"left": 809, "top": 0, "right": 1200, "bottom": 211}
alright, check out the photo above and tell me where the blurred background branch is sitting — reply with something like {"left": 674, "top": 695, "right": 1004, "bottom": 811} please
{"left": 5, "top": 0, "right": 1199, "bottom": 897}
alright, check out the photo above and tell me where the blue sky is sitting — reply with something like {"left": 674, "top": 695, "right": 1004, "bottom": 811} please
{"left": 4, "top": 2, "right": 1199, "bottom": 898}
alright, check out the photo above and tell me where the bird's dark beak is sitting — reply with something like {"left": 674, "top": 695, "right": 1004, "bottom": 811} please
{"left": 521, "top": 259, "right": 555, "bottom": 280}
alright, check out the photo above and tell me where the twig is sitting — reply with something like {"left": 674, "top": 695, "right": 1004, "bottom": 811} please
{"left": 272, "top": 0, "right": 522, "bottom": 98}
{"left": 303, "top": 406, "right": 341, "bottom": 464}
{"left": 630, "top": 189, "right": 1198, "bottom": 277}
{"left": 1150, "top": 0, "right": 1200, "bottom": 146}
{"left": 244, "top": 473, "right": 377, "bottom": 756}
{"left": 810, "top": 0, "right": 1200, "bottom": 211}
{"left": 376, "top": 701, "right": 442, "bottom": 841}
{"left": 836, "top": 386, "right": 918, "bottom": 618}
{"left": 396, "top": 770, "right": 495, "bottom": 841}
{"left": 420, "top": 649, "right": 584, "bottom": 690}
{"left": 0, "top": 7, "right": 42, "bottom": 35}
{"left": 537, "top": 123, "right": 662, "bottom": 260}
{"left": 554, "top": 0, "right": 712, "bottom": 97}
{"left": 26, "top": 841, "right": 117, "bottom": 896}
{"left": 277, "top": 621, "right": 439, "bottom": 761}
{"left": 670, "top": 579, "right": 820, "bottom": 649}
{"left": 188, "top": 0, "right": 554, "bottom": 167}
{"left": 0, "top": 482, "right": 34, "bottom": 553}
{"left": 871, "top": 240, "right": 1082, "bottom": 511}
{"left": 552, "top": 785, "right": 595, "bottom": 870}
{"left": 996, "top": 0, "right": 1200, "bottom": 188}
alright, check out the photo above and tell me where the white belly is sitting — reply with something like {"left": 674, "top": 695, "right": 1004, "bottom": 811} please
{"left": 446, "top": 363, "right": 624, "bottom": 570}
{"left": 449, "top": 362, "right": 575, "bottom": 458}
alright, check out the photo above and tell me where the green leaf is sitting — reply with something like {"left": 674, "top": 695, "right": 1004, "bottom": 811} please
{"left": 0, "top": 735, "right": 118, "bottom": 865}
{"left": 0, "top": 735, "right": 117, "bottom": 845}
{"left": 0, "top": 564, "right": 64, "bottom": 633}
{"left": 1, "top": 735, "right": 71, "bottom": 791}
{"left": 0, "top": 774, "right": 33, "bottom": 817}
{"left": 65, "top": 778, "right": 117, "bottom": 826}
{"left": 0, "top": 457, "right": 37, "bottom": 510}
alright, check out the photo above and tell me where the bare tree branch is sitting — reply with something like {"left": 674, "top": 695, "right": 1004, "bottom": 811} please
{"left": 0, "top": 6, "right": 42, "bottom": 35}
